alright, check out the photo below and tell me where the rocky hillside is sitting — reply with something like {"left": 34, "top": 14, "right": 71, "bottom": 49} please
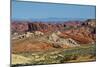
{"left": 11, "top": 19, "right": 96, "bottom": 44}
{"left": 11, "top": 19, "right": 96, "bottom": 66}
{"left": 11, "top": 20, "right": 81, "bottom": 33}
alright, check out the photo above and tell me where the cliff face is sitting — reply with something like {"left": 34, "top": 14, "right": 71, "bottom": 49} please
{"left": 11, "top": 21, "right": 81, "bottom": 33}
{"left": 11, "top": 22, "right": 29, "bottom": 33}
{"left": 61, "top": 19, "right": 96, "bottom": 44}
{"left": 11, "top": 19, "right": 96, "bottom": 44}
{"left": 11, "top": 19, "right": 96, "bottom": 34}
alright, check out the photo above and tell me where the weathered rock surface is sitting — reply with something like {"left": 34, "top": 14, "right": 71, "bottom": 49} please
{"left": 11, "top": 19, "right": 96, "bottom": 52}
{"left": 11, "top": 20, "right": 81, "bottom": 33}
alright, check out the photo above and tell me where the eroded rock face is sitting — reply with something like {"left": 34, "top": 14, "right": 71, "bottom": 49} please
{"left": 11, "top": 22, "right": 28, "bottom": 33}
{"left": 12, "top": 31, "right": 80, "bottom": 53}
{"left": 11, "top": 19, "right": 96, "bottom": 50}
{"left": 48, "top": 32, "right": 80, "bottom": 47}
{"left": 12, "top": 41, "right": 54, "bottom": 53}
{"left": 11, "top": 21, "right": 81, "bottom": 33}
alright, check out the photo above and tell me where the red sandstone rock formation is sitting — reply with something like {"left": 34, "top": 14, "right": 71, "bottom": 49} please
{"left": 11, "top": 19, "right": 96, "bottom": 44}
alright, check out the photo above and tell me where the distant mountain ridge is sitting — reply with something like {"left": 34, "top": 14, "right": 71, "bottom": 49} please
{"left": 11, "top": 19, "right": 95, "bottom": 33}
{"left": 12, "top": 17, "right": 94, "bottom": 22}
{"left": 11, "top": 20, "right": 82, "bottom": 33}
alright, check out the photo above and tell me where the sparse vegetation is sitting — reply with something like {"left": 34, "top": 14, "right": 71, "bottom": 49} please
{"left": 12, "top": 45, "right": 96, "bottom": 67}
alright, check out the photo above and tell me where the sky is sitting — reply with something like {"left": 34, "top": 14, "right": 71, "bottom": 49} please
{"left": 12, "top": 1, "right": 96, "bottom": 21}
